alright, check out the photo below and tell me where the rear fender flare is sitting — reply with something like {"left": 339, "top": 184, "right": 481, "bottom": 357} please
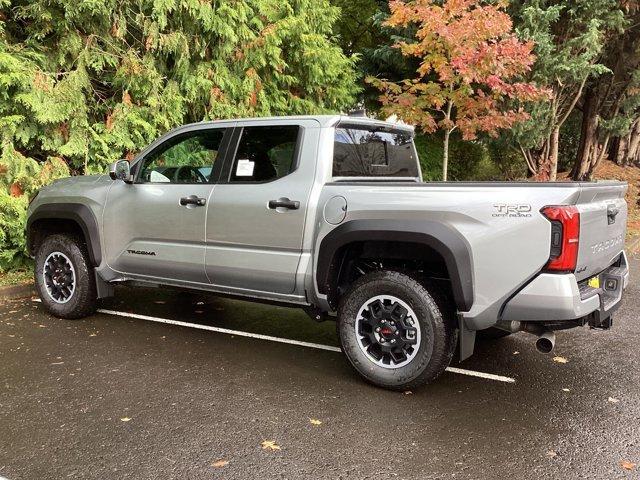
{"left": 316, "top": 219, "right": 474, "bottom": 312}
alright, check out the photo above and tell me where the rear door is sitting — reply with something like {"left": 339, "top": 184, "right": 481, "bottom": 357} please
{"left": 103, "top": 124, "right": 233, "bottom": 284}
{"left": 574, "top": 182, "right": 628, "bottom": 281}
{"left": 204, "top": 119, "right": 319, "bottom": 295}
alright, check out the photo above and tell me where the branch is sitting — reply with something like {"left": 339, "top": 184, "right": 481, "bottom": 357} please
{"left": 520, "top": 145, "right": 537, "bottom": 175}
{"left": 595, "top": 134, "right": 612, "bottom": 169}
{"left": 557, "top": 75, "right": 588, "bottom": 128}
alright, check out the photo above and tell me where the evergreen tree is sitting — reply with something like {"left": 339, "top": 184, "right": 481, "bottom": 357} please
{"left": 511, "top": 0, "right": 625, "bottom": 180}
{"left": 0, "top": 0, "right": 357, "bottom": 270}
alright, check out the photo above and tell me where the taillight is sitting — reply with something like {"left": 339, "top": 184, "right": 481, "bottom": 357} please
{"left": 541, "top": 206, "right": 580, "bottom": 272}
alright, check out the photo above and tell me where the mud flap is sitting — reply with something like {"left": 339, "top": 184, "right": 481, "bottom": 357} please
{"left": 95, "top": 271, "right": 114, "bottom": 299}
{"left": 458, "top": 314, "right": 476, "bottom": 361}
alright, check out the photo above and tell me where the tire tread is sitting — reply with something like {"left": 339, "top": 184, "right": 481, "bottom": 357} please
{"left": 338, "top": 270, "right": 456, "bottom": 390}
{"left": 35, "top": 233, "right": 97, "bottom": 319}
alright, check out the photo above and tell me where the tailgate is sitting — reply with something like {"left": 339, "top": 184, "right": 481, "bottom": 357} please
{"left": 574, "top": 182, "right": 628, "bottom": 282}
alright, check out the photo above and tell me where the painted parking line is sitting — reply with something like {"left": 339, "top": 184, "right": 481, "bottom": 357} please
{"left": 31, "top": 299, "right": 516, "bottom": 384}
{"left": 444, "top": 367, "right": 515, "bottom": 383}
{"left": 99, "top": 308, "right": 343, "bottom": 353}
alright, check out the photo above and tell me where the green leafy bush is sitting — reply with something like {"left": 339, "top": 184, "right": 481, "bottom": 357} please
{"left": 414, "top": 133, "right": 508, "bottom": 181}
{"left": 0, "top": 0, "right": 357, "bottom": 271}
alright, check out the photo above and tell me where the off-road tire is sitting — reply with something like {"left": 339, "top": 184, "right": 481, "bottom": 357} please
{"left": 337, "top": 270, "right": 456, "bottom": 390}
{"left": 35, "top": 234, "right": 97, "bottom": 319}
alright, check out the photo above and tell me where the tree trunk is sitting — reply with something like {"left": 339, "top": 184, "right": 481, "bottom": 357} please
{"left": 532, "top": 150, "right": 550, "bottom": 181}
{"left": 548, "top": 127, "right": 560, "bottom": 181}
{"left": 610, "top": 136, "right": 625, "bottom": 165}
{"left": 607, "top": 118, "right": 640, "bottom": 167}
{"left": 572, "top": 87, "right": 599, "bottom": 180}
{"left": 623, "top": 120, "right": 640, "bottom": 166}
{"left": 442, "top": 129, "right": 450, "bottom": 181}
{"left": 535, "top": 128, "right": 560, "bottom": 181}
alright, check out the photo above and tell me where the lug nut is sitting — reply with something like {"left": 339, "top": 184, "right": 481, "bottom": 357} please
{"left": 391, "top": 339, "right": 396, "bottom": 344}
{"left": 375, "top": 327, "right": 381, "bottom": 332}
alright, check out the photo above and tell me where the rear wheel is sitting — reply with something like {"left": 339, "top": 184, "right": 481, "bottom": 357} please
{"left": 35, "top": 234, "right": 97, "bottom": 319}
{"left": 337, "top": 270, "right": 456, "bottom": 390}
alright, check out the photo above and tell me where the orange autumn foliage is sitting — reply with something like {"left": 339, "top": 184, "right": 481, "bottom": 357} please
{"left": 370, "top": 0, "right": 547, "bottom": 140}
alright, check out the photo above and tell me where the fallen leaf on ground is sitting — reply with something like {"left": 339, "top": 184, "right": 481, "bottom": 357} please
{"left": 211, "top": 459, "right": 229, "bottom": 468}
{"left": 546, "top": 450, "right": 558, "bottom": 458}
{"left": 562, "top": 388, "right": 570, "bottom": 392}
{"left": 261, "top": 440, "right": 281, "bottom": 451}
{"left": 404, "top": 391, "right": 413, "bottom": 395}
{"left": 195, "top": 310, "right": 204, "bottom": 314}
{"left": 120, "top": 417, "right": 131, "bottom": 422}
{"left": 513, "top": 351, "right": 520, "bottom": 355}
{"left": 154, "top": 301, "right": 166, "bottom": 304}
{"left": 608, "top": 397, "right": 620, "bottom": 403}
{"left": 553, "top": 356, "right": 568, "bottom": 364}
{"left": 309, "top": 418, "right": 322, "bottom": 426}
{"left": 620, "top": 460, "right": 636, "bottom": 471}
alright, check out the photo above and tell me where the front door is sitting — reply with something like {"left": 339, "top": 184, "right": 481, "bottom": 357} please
{"left": 103, "top": 125, "right": 232, "bottom": 285}
{"left": 204, "top": 120, "right": 318, "bottom": 295}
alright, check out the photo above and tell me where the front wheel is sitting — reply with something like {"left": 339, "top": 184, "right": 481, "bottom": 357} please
{"left": 337, "top": 270, "right": 456, "bottom": 390}
{"left": 35, "top": 234, "right": 97, "bottom": 319}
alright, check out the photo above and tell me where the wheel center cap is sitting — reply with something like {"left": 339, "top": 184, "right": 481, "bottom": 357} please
{"left": 379, "top": 326, "right": 395, "bottom": 337}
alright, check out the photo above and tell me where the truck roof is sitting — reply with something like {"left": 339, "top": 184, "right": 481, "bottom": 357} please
{"left": 179, "top": 115, "right": 415, "bottom": 132}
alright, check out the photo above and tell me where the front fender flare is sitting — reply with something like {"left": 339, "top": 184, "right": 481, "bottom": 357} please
{"left": 27, "top": 203, "right": 102, "bottom": 267}
{"left": 316, "top": 219, "right": 474, "bottom": 312}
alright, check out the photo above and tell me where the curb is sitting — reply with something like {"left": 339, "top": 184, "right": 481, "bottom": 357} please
{"left": 0, "top": 283, "right": 36, "bottom": 300}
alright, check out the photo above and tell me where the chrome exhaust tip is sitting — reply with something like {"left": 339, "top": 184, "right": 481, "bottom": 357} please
{"left": 535, "top": 330, "right": 556, "bottom": 354}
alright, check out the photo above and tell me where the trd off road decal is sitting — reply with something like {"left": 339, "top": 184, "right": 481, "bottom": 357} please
{"left": 492, "top": 204, "right": 532, "bottom": 218}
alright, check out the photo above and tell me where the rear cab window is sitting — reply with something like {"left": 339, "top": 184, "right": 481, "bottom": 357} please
{"left": 229, "top": 125, "right": 300, "bottom": 183}
{"left": 333, "top": 123, "right": 419, "bottom": 179}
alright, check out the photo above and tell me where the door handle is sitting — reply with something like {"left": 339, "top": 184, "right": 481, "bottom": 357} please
{"left": 268, "top": 198, "right": 300, "bottom": 210}
{"left": 607, "top": 204, "right": 619, "bottom": 224}
{"left": 180, "top": 195, "right": 206, "bottom": 207}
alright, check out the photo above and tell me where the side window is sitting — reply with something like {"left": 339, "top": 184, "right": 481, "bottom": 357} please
{"left": 138, "top": 129, "right": 225, "bottom": 184}
{"left": 333, "top": 127, "right": 419, "bottom": 178}
{"left": 229, "top": 125, "right": 300, "bottom": 183}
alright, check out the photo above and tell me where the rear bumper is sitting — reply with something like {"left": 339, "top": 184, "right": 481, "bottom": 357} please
{"left": 501, "top": 252, "right": 629, "bottom": 323}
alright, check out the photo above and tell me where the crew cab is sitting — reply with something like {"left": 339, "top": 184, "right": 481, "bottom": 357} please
{"left": 26, "top": 115, "right": 629, "bottom": 389}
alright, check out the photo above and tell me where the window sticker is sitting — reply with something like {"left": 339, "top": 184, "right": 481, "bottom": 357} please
{"left": 236, "top": 159, "right": 255, "bottom": 177}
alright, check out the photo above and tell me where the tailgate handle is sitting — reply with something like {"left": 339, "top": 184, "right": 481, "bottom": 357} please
{"left": 607, "top": 205, "right": 619, "bottom": 225}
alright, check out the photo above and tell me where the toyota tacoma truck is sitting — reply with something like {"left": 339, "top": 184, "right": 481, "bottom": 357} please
{"left": 26, "top": 115, "right": 629, "bottom": 390}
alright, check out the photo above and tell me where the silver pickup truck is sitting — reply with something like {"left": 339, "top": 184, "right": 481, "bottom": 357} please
{"left": 26, "top": 115, "right": 629, "bottom": 390}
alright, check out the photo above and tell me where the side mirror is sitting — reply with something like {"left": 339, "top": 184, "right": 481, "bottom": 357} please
{"left": 109, "top": 160, "right": 132, "bottom": 183}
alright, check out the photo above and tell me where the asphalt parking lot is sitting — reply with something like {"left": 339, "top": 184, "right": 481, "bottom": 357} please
{"left": 1, "top": 257, "right": 639, "bottom": 480}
